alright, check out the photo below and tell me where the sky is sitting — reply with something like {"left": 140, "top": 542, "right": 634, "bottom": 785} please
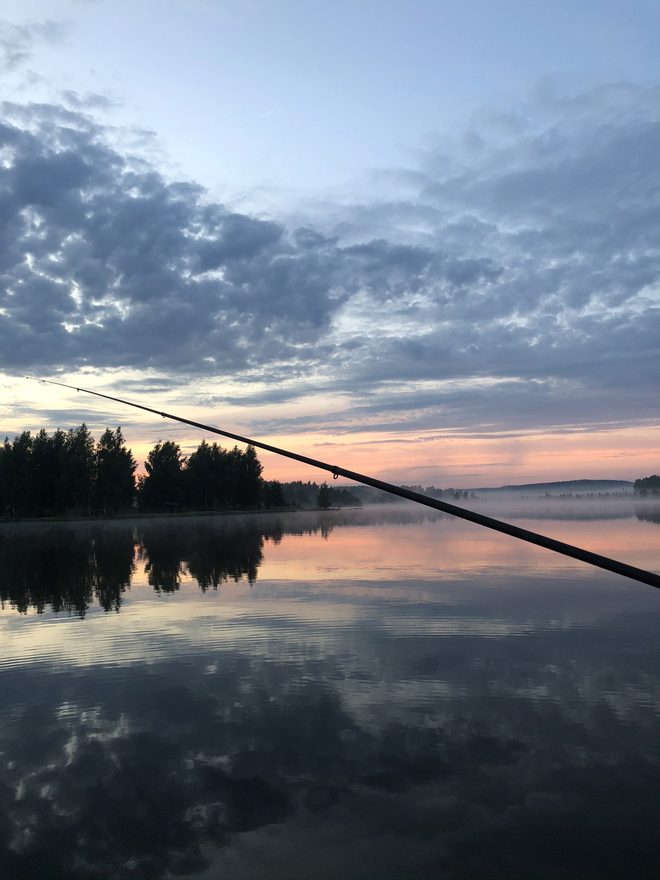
{"left": 0, "top": 0, "right": 658, "bottom": 486}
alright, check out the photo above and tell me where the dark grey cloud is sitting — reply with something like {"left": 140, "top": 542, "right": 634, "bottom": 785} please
{"left": 0, "top": 100, "right": 357, "bottom": 374}
{"left": 0, "top": 83, "right": 659, "bottom": 436}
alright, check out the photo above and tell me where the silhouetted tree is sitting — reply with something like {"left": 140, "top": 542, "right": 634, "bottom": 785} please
{"left": 329, "top": 486, "right": 362, "bottom": 507}
{"left": 278, "top": 480, "right": 361, "bottom": 509}
{"left": 263, "top": 480, "right": 285, "bottom": 509}
{"left": 317, "top": 482, "right": 332, "bottom": 509}
{"left": 138, "top": 440, "right": 185, "bottom": 511}
{"left": 64, "top": 424, "right": 97, "bottom": 515}
{"left": 184, "top": 439, "right": 216, "bottom": 510}
{"left": 213, "top": 444, "right": 239, "bottom": 508}
{"left": 235, "top": 444, "right": 263, "bottom": 509}
{"left": 31, "top": 428, "right": 67, "bottom": 516}
{"left": 2, "top": 432, "right": 33, "bottom": 517}
{"left": 0, "top": 444, "right": 4, "bottom": 515}
{"left": 95, "top": 427, "right": 136, "bottom": 513}
{"left": 0, "top": 436, "right": 14, "bottom": 516}
{"left": 634, "top": 475, "right": 660, "bottom": 495}
{"left": 1, "top": 427, "right": 100, "bottom": 518}
{"left": 282, "top": 480, "right": 317, "bottom": 508}
{"left": 0, "top": 427, "right": 272, "bottom": 517}
{"left": 185, "top": 440, "right": 258, "bottom": 510}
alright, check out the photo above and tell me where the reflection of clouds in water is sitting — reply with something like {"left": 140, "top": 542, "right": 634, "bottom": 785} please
{"left": 3, "top": 565, "right": 657, "bottom": 674}
{"left": 2, "top": 585, "right": 660, "bottom": 877}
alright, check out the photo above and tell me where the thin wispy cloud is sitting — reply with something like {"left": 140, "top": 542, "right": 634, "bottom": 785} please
{"left": 0, "top": 20, "right": 65, "bottom": 73}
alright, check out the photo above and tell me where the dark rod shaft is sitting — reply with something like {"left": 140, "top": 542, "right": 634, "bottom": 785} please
{"left": 28, "top": 376, "right": 660, "bottom": 590}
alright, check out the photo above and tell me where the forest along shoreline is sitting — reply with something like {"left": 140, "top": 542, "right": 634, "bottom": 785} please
{"left": 0, "top": 423, "right": 361, "bottom": 521}
{"left": 2, "top": 423, "right": 658, "bottom": 523}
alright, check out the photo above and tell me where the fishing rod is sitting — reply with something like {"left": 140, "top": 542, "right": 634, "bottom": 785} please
{"left": 27, "top": 376, "right": 660, "bottom": 590}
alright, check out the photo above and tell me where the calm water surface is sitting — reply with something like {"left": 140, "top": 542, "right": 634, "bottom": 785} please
{"left": 1, "top": 504, "right": 660, "bottom": 879}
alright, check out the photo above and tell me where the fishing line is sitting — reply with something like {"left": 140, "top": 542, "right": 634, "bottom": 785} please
{"left": 25, "top": 376, "right": 660, "bottom": 590}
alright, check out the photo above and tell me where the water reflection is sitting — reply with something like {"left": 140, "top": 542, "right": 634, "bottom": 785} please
{"left": 0, "top": 509, "right": 451, "bottom": 615}
{"left": 2, "top": 506, "right": 658, "bottom": 616}
{"left": 138, "top": 519, "right": 268, "bottom": 593}
{"left": 2, "top": 595, "right": 660, "bottom": 879}
{"left": 1, "top": 508, "right": 660, "bottom": 878}
{"left": 0, "top": 524, "right": 135, "bottom": 615}
{"left": 0, "top": 514, "right": 326, "bottom": 614}
{"left": 636, "top": 504, "right": 660, "bottom": 525}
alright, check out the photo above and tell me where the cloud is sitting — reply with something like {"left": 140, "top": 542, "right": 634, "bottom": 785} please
{"left": 0, "top": 20, "right": 66, "bottom": 72}
{"left": 60, "top": 89, "right": 118, "bottom": 112}
{"left": 0, "top": 82, "right": 658, "bottom": 436}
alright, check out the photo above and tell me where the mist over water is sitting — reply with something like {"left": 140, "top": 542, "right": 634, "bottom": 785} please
{"left": 451, "top": 489, "right": 658, "bottom": 520}
{"left": 1, "top": 507, "right": 659, "bottom": 878}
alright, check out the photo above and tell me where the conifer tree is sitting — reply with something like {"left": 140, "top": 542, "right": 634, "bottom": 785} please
{"left": 138, "top": 440, "right": 185, "bottom": 511}
{"left": 95, "top": 427, "right": 136, "bottom": 513}
{"left": 64, "top": 424, "right": 97, "bottom": 515}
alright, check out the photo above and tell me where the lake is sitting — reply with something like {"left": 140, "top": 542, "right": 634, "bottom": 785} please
{"left": 1, "top": 502, "right": 659, "bottom": 879}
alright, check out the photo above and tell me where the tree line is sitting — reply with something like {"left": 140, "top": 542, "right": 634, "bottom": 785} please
{"left": 0, "top": 426, "right": 135, "bottom": 518}
{"left": 284, "top": 480, "right": 361, "bottom": 509}
{"left": 0, "top": 426, "right": 362, "bottom": 518}
{"left": 634, "top": 475, "right": 660, "bottom": 495}
{"left": 139, "top": 438, "right": 264, "bottom": 512}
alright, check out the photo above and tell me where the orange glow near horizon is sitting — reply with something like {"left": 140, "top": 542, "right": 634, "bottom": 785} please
{"left": 250, "top": 423, "right": 660, "bottom": 488}
{"left": 5, "top": 375, "right": 659, "bottom": 488}
{"left": 123, "top": 423, "right": 660, "bottom": 487}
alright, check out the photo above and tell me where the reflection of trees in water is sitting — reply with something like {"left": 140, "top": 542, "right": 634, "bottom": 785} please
{"left": 137, "top": 523, "right": 187, "bottom": 593}
{"left": 635, "top": 506, "right": 660, "bottom": 525}
{"left": 137, "top": 519, "right": 265, "bottom": 592}
{"left": 0, "top": 525, "right": 135, "bottom": 615}
{"left": 132, "top": 513, "right": 392, "bottom": 594}
{"left": 0, "top": 509, "right": 449, "bottom": 614}
{"left": 0, "top": 515, "right": 308, "bottom": 613}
